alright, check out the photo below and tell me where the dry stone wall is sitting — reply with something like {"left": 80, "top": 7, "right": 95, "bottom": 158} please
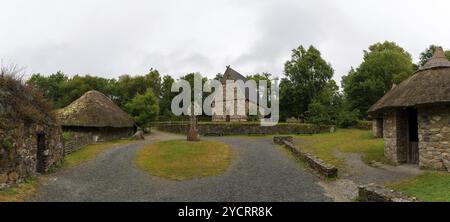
{"left": 418, "top": 104, "right": 450, "bottom": 170}
{"left": 0, "top": 121, "right": 64, "bottom": 187}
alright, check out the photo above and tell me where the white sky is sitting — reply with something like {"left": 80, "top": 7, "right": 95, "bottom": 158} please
{"left": 1, "top": 0, "right": 449, "bottom": 85}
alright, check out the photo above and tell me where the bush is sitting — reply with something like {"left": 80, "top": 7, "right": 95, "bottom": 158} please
{"left": 337, "top": 110, "right": 359, "bottom": 128}
{"left": 1, "top": 66, "right": 54, "bottom": 124}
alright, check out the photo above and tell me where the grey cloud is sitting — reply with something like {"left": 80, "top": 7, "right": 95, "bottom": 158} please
{"left": 1, "top": 0, "right": 450, "bottom": 84}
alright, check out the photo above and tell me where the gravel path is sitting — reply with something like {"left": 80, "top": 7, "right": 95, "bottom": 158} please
{"left": 32, "top": 131, "right": 331, "bottom": 202}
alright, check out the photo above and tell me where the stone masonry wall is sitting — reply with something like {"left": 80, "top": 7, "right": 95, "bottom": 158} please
{"left": 372, "top": 118, "right": 383, "bottom": 138}
{"left": 63, "top": 127, "right": 134, "bottom": 155}
{"left": 417, "top": 104, "right": 450, "bottom": 170}
{"left": 0, "top": 122, "right": 64, "bottom": 187}
{"left": 383, "top": 111, "right": 399, "bottom": 164}
{"left": 63, "top": 132, "right": 94, "bottom": 155}
{"left": 383, "top": 110, "right": 408, "bottom": 164}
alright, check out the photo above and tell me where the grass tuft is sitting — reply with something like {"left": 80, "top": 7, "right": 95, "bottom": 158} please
{"left": 0, "top": 177, "right": 37, "bottom": 202}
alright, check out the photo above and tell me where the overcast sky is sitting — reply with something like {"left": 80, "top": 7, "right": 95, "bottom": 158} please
{"left": 1, "top": 0, "right": 449, "bottom": 85}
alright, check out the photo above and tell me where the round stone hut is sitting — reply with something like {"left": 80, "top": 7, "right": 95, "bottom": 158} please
{"left": 55, "top": 90, "right": 136, "bottom": 153}
{"left": 1, "top": 73, "right": 64, "bottom": 187}
{"left": 368, "top": 47, "right": 450, "bottom": 171}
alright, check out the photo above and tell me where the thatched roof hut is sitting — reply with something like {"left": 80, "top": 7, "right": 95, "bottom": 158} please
{"left": 368, "top": 47, "right": 450, "bottom": 171}
{"left": 369, "top": 48, "right": 450, "bottom": 115}
{"left": 56, "top": 90, "right": 135, "bottom": 128}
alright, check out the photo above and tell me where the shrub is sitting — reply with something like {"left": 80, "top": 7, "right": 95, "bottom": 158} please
{"left": 337, "top": 110, "right": 359, "bottom": 128}
{"left": 0, "top": 65, "right": 55, "bottom": 125}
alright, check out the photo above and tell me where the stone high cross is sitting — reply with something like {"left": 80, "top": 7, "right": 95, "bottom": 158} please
{"left": 187, "top": 102, "right": 199, "bottom": 141}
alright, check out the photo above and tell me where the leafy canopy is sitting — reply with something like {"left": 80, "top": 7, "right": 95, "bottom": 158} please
{"left": 342, "top": 41, "right": 414, "bottom": 118}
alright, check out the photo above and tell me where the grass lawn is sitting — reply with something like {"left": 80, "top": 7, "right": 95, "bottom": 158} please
{"left": 64, "top": 139, "right": 135, "bottom": 168}
{"left": 0, "top": 177, "right": 37, "bottom": 202}
{"left": 387, "top": 171, "right": 450, "bottom": 202}
{"left": 293, "top": 129, "right": 386, "bottom": 171}
{"left": 135, "top": 140, "right": 233, "bottom": 180}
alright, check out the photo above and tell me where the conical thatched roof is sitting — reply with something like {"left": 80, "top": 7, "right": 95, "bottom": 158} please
{"left": 55, "top": 90, "right": 135, "bottom": 128}
{"left": 369, "top": 48, "right": 450, "bottom": 115}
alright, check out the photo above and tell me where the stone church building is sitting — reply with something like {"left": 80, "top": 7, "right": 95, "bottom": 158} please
{"left": 212, "top": 66, "right": 257, "bottom": 122}
{"left": 369, "top": 48, "right": 450, "bottom": 171}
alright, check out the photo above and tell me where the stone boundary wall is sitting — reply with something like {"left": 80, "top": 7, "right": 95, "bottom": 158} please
{"left": 358, "top": 183, "right": 418, "bottom": 202}
{"left": 63, "top": 132, "right": 95, "bottom": 155}
{"left": 155, "top": 122, "right": 332, "bottom": 136}
{"left": 273, "top": 136, "right": 338, "bottom": 178}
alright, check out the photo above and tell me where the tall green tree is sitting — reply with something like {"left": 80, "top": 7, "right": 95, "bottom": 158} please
{"left": 280, "top": 45, "right": 334, "bottom": 120}
{"left": 342, "top": 41, "right": 414, "bottom": 118}
{"left": 159, "top": 75, "right": 176, "bottom": 119}
{"left": 125, "top": 89, "right": 159, "bottom": 126}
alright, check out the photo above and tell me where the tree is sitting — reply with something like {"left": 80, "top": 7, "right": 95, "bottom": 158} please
{"left": 417, "top": 45, "right": 450, "bottom": 68}
{"left": 306, "top": 80, "right": 342, "bottom": 125}
{"left": 214, "top": 73, "right": 223, "bottom": 81}
{"left": 342, "top": 41, "right": 414, "bottom": 118}
{"left": 27, "top": 71, "right": 69, "bottom": 108}
{"left": 125, "top": 89, "right": 159, "bottom": 126}
{"left": 159, "top": 75, "right": 175, "bottom": 119}
{"left": 145, "top": 68, "right": 161, "bottom": 98}
{"left": 281, "top": 45, "right": 334, "bottom": 120}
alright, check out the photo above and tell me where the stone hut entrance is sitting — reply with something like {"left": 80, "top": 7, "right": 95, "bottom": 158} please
{"left": 406, "top": 108, "right": 419, "bottom": 164}
{"left": 369, "top": 47, "right": 450, "bottom": 170}
{"left": 36, "top": 133, "right": 47, "bottom": 173}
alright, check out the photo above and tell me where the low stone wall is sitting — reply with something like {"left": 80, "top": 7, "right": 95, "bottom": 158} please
{"left": 358, "top": 183, "right": 418, "bottom": 202}
{"left": 155, "top": 122, "right": 332, "bottom": 136}
{"left": 62, "top": 127, "right": 134, "bottom": 155}
{"left": 273, "top": 136, "right": 338, "bottom": 178}
{"left": 64, "top": 132, "right": 95, "bottom": 155}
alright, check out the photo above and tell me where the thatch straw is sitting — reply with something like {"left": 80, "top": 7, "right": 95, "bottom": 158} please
{"left": 55, "top": 90, "right": 135, "bottom": 128}
{"left": 369, "top": 49, "right": 450, "bottom": 114}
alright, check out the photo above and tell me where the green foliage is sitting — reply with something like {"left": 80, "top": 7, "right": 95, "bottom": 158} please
{"left": 27, "top": 72, "right": 114, "bottom": 108}
{"left": 336, "top": 109, "right": 359, "bottom": 128}
{"left": 62, "top": 132, "right": 74, "bottom": 141}
{"left": 417, "top": 45, "right": 450, "bottom": 68}
{"left": 342, "top": 41, "right": 414, "bottom": 118}
{"left": 0, "top": 138, "right": 13, "bottom": 151}
{"left": 281, "top": 45, "right": 334, "bottom": 120}
{"left": 125, "top": 89, "right": 159, "bottom": 126}
{"left": 306, "top": 80, "right": 342, "bottom": 125}
{"left": 159, "top": 75, "right": 176, "bottom": 120}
